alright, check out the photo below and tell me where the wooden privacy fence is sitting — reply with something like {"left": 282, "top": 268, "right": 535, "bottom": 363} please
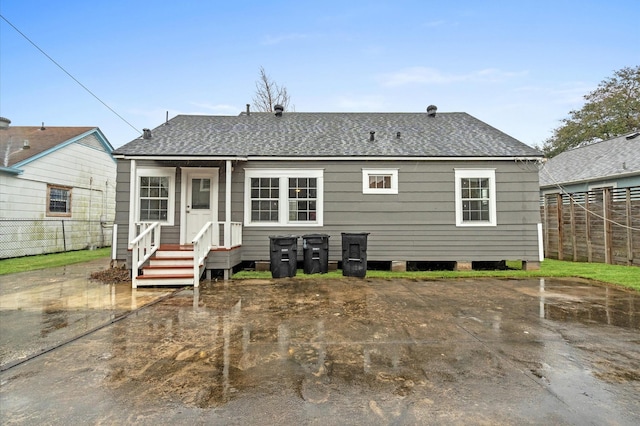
{"left": 540, "top": 186, "right": 640, "bottom": 266}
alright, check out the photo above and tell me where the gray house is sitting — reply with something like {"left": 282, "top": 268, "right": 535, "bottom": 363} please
{"left": 112, "top": 106, "right": 544, "bottom": 287}
{"left": 540, "top": 131, "right": 640, "bottom": 194}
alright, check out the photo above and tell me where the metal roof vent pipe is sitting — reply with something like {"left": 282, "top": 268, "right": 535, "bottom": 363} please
{"left": 396, "top": 131, "right": 401, "bottom": 139}
{"left": 427, "top": 105, "right": 437, "bottom": 117}
{"left": 142, "top": 128, "right": 152, "bottom": 139}
{"left": 246, "top": 104, "right": 251, "bottom": 116}
{"left": 369, "top": 131, "right": 375, "bottom": 142}
{"left": 0, "top": 117, "right": 10, "bottom": 129}
{"left": 23, "top": 140, "right": 30, "bottom": 149}
{"left": 274, "top": 104, "right": 284, "bottom": 117}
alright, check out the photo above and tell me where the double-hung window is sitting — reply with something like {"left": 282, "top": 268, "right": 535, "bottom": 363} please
{"left": 245, "top": 169, "right": 323, "bottom": 226}
{"left": 454, "top": 169, "right": 497, "bottom": 226}
{"left": 136, "top": 167, "right": 175, "bottom": 225}
{"left": 47, "top": 184, "right": 72, "bottom": 217}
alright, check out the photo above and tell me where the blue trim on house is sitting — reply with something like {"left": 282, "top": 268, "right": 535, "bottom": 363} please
{"left": 0, "top": 166, "right": 23, "bottom": 175}
{"left": 11, "top": 128, "right": 115, "bottom": 168}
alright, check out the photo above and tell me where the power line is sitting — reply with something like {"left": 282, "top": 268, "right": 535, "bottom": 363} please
{"left": 0, "top": 14, "right": 141, "bottom": 135}
{"left": 539, "top": 163, "right": 640, "bottom": 231}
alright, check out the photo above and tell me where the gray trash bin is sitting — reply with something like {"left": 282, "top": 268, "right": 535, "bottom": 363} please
{"left": 341, "top": 233, "right": 369, "bottom": 277}
{"left": 269, "top": 235, "right": 298, "bottom": 278}
{"left": 302, "top": 234, "right": 330, "bottom": 274}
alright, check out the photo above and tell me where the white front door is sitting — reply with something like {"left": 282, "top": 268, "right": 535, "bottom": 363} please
{"left": 182, "top": 168, "right": 218, "bottom": 243}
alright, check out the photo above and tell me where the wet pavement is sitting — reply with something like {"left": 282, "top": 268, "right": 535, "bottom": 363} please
{"left": 1, "top": 261, "right": 639, "bottom": 425}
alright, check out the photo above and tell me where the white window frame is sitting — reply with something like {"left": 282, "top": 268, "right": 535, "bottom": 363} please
{"left": 362, "top": 169, "right": 399, "bottom": 194}
{"left": 244, "top": 169, "right": 323, "bottom": 227}
{"left": 454, "top": 169, "right": 497, "bottom": 227}
{"left": 135, "top": 167, "right": 176, "bottom": 225}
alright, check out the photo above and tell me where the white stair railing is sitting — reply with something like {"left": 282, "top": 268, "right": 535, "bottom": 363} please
{"left": 192, "top": 221, "right": 216, "bottom": 288}
{"left": 130, "top": 222, "right": 161, "bottom": 288}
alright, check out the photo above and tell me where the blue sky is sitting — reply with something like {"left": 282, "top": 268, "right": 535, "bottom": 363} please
{"left": 1, "top": 0, "right": 638, "bottom": 148}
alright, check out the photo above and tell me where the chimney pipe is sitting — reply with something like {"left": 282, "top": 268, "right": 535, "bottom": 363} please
{"left": 0, "top": 117, "right": 10, "bottom": 129}
{"left": 165, "top": 111, "right": 169, "bottom": 125}
{"left": 246, "top": 104, "right": 251, "bottom": 116}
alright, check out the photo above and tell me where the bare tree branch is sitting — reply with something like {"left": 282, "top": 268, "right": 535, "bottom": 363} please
{"left": 252, "top": 67, "right": 290, "bottom": 112}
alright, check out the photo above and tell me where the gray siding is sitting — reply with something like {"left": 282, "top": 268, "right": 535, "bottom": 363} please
{"left": 237, "top": 160, "right": 541, "bottom": 262}
{"left": 115, "top": 158, "right": 541, "bottom": 265}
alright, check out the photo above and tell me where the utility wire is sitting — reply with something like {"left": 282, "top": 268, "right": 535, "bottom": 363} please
{"left": 0, "top": 14, "right": 141, "bottom": 135}
{"left": 539, "top": 162, "right": 640, "bottom": 231}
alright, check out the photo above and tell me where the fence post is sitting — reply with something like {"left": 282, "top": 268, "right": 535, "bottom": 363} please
{"left": 556, "top": 193, "right": 563, "bottom": 261}
{"left": 543, "top": 195, "right": 549, "bottom": 256}
{"left": 626, "top": 188, "right": 633, "bottom": 265}
{"left": 570, "top": 195, "right": 577, "bottom": 261}
{"left": 586, "top": 191, "right": 592, "bottom": 262}
{"left": 603, "top": 187, "right": 613, "bottom": 264}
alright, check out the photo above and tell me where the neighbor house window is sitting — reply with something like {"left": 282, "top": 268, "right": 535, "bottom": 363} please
{"left": 362, "top": 169, "right": 398, "bottom": 194}
{"left": 47, "top": 185, "right": 72, "bottom": 217}
{"left": 136, "top": 167, "right": 175, "bottom": 224}
{"left": 454, "top": 169, "right": 496, "bottom": 226}
{"left": 245, "top": 169, "right": 323, "bottom": 226}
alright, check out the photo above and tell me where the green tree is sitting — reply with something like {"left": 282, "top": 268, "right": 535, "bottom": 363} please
{"left": 541, "top": 65, "right": 640, "bottom": 157}
{"left": 252, "top": 67, "right": 290, "bottom": 112}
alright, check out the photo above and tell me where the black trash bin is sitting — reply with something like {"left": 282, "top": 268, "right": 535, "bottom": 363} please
{"left": 341, "top": 233, "right": 369, "bottom": 277}
{"left": 269, "top": 235, "right": 298, "bottom": 278}
{"left": 302, "top": 234, "right": 330, "bottom": 274}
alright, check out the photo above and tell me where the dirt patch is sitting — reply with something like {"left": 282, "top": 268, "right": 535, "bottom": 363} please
{"left": 90, "top": 267, "right": 130, "bottom": 284}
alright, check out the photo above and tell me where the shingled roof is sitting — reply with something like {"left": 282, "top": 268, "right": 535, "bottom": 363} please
{"left": 1, "top": 126, "right": 96, "bottom": 167}
{"left": 113, "top": 112, "right": 541, "bottom": 158}
{"left": 539, "top": 132, "right": 640, "bottom": 188}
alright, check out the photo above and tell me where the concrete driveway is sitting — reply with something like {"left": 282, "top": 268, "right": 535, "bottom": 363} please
{"left": 1, "top": 259, "right": 639, "bottom": 425}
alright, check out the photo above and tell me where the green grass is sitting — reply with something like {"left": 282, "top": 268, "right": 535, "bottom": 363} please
{"left": 0, "top": 248, "right": 111, "bottom": 275}
{"left": 233, "top": 259, "right": 640, "bottom": 291}
{"left": 1, "top": 250, "right": 637, "bottom": 292}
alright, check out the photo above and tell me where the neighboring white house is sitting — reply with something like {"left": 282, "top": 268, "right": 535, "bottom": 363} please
{"left": 0, "top": 122, "right": 116, "bottom": 258}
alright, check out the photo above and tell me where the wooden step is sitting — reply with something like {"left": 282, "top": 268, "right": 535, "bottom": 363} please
{"left": 135, "top": 274, "right": 194, "bottom": 286}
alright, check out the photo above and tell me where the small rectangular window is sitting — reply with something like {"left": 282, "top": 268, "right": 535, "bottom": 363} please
{"left": 362, "top": 169, "right": 398, "bottom": 194}
{"left": 47, "top": 185, "right": 72, "bottom": 217}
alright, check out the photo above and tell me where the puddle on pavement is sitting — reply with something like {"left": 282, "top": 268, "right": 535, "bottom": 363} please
{"left": 0, "top": 266, "right": 173, "bottom": 368}
{"left": 524, "top": 278, "right": 639, "bottom": 329}
{"left": 1, "top": 274, "right": 639, "bottom": 424}
{"left": 50, "top": 278, "right": 635, "bottom": 412}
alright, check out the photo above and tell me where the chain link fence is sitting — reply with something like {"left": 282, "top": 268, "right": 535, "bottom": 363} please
{"left": 0, "top": 219, "right": 114, "bottom": 259}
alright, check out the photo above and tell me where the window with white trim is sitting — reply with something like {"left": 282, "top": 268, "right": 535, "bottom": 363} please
{"left": 136, "top": 167, "right": 175, "bottom": 225}
{"left": 245, "top": 169, "right": 323, "bottom": 226}
{"left": 47, "top": 184, "right": 72, "bottom": 217}
{"left": 454, "top": 169, "right": 497, "bottom": 226}
{"left": 362, "top": 169, "right": 398, "bottom": 194}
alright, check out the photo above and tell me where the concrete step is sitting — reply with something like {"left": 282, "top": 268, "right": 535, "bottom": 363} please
{"left": 135, "top": 274, "right": 194, "bottom": 286}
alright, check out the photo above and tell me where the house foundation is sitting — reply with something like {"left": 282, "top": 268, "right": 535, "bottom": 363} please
{"left": 455, "top": 261, "right": 472, "bottom": 271}
{"left": 391, "top": 261, "right": 407, "bottom": 272}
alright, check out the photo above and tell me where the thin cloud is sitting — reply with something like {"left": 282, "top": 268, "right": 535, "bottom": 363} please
{"left": 335, "top": 95, "right": 384, "bottom": 110}
{"left": 261, "top": 33, "right": 310, "bottom": 45}
{"left": 189, "top": 102, "right": 238, "bottom": 113}
{"left": 378, "top": 67, "right": 527, "bottom": 87}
